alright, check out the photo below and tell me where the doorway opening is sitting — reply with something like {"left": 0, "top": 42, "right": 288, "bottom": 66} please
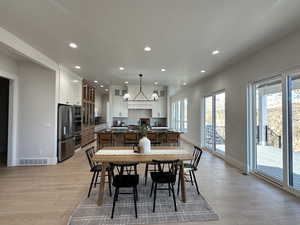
{"left": 0, "top": 76, "right": 9, "bottom": 167}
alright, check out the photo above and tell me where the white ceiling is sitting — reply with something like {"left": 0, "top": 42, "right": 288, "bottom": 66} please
{"left": 0, "top": 0, "right": 300, "bottom": 88}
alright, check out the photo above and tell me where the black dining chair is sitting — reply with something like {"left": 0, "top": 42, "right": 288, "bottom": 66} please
{"left": 110, "top": 162, "right": 139, "bottom": 219}
{"left": 150, "top": 159, "right": 179, "bottom": 212}
{"left": 85, "top": 147, "right": 112, "bottom": 197}
{"left": 177, "top": 146, "right": 203, "bottom": 195}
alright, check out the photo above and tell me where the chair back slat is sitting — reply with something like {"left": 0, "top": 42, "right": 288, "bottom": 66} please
{"left": 110, "top": 162, "right": 139, "bottom": 177}
{"left": 85, "top": 147, "right": 96, "bottom": 169}
{"left": 191, "top": 146, "right": 203, "bottom": 169}
{"left": 152, "top": 159, "right": 179, "bottom": 176}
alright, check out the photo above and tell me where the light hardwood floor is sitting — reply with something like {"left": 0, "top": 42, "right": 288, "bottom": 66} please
{"left": 1, "top": 142, "right": 300, "bottom": 225}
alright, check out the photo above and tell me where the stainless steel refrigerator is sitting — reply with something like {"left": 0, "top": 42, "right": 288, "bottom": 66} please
{"left": 57, "top": 104, "right": 75, "bottom": 162}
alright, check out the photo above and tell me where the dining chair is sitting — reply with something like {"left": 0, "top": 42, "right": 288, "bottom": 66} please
{"left": 98, "top": 132, "right": 113, "bottom": 149}
{"left": 177, "top": 146, "right": 203, "bottom": 195}
{"left": 150, "top": 159, "right": 179, "bottom": 212}
{"left": 110, "top": 162, "right": 139, "bottom": 219}
{"left": 166, "top": 132, "right": 180, "bottom": 146}
{"left": 124, "top": 132, "right": 138, "bottom": 146}
{"left": 85, "top": 147, "right": 112, "bottom": 197}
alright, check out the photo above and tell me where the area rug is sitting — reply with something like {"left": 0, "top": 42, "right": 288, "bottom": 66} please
{"left": 69, "top": 179, "right": 219, "bottom": 225}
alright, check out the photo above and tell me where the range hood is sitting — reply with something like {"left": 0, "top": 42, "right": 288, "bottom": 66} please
{"left": 127, "top": 101, "right": 153, "bottom": 109}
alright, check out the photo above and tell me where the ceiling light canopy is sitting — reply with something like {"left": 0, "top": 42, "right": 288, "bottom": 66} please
{"left": 212, "top": 50, "right": 219, "bottom": 55}
{"left": 201, "top": 70, "right": 206, "bottom": 73}
{"left": 119, "top": 67, "right": 125, "bottom": 70}
{"left": 75, "top": 65, "right": 81, "bottom": 69}
{"left": 69, "top": 42, "right": 78, "bottom": 48}
{"left": 144, "top": 46, "right": 151, "bottom": 52}
{"left": 161, "top": 68, "right": 166, "bottom": 72}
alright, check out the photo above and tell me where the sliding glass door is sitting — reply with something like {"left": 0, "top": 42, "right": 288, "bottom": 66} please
{"left": 204, "top": 92, "right": 226, "bottom": 154}
{"left": 291, "top": 75, "right": 300, "bottom": 190}
{"left": 249, "top": 70, "right": 300, "bottom": 195}
{"left": 215, "top": 92, "right": 226, "bottom": 154}
{"left": 204, "top": 96, "right": 213, "bottom": 148}
{"left": 254, "top": 77, "right": 283, "bottom": 181}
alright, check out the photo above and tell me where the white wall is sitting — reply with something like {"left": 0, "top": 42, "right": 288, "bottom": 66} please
{"left": 17, "top": 62, "right": 56, "bottom": 164}
{"left": 171, "top": 29, "right": 300, "bottom": 169}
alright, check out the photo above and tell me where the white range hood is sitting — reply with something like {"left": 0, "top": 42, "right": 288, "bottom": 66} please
{"left": 127, "top": 101, "right": 153, "bottom": 109}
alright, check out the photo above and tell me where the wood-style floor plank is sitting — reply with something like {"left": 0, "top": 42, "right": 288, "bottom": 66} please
{"left": 1, "top": 141, "right": 300, "bottom": 225}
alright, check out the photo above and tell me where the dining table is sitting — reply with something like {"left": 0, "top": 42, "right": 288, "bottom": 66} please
{"left": 93, "top": 146, "right": 193, "bottom": 206}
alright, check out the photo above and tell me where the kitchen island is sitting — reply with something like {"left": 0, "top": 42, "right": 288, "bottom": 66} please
{"left": 95, "top": 128, "right": 181, "bottom": 149}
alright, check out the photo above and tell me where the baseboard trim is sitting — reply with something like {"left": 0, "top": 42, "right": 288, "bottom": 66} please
{"left": 180, "top": 136, "right": 244, "bottom": 170}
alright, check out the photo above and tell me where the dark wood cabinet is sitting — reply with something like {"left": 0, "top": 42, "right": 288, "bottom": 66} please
{"left": 81, "top": 80, "right": 95, "bottom": 147}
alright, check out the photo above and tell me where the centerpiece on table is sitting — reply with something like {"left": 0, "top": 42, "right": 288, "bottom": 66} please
{"left": 134, "top": 124, "right": 151, "bottom": 153}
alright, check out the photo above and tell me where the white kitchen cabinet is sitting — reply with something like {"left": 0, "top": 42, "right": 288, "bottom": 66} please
{"left": 59, "top": 66, "right": 82, "bottom": 105}
{"left": 152, "top": 87, "right": 167, "bottom": 118}
{"left": 111, "top": 85, "right": 128, "bottom": 117}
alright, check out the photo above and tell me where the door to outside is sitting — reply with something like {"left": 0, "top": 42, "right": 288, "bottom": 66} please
{"left": 0, "top": 76, "right": 9, "bottom": 167}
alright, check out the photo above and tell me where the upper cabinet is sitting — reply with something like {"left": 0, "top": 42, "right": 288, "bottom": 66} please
{"left": 152, "top": 87, "right": 167, "bottom": 118}
{"left": 111, "top": 85, "right": 128, "bottom": 117}
{"left": 58, "top": 66, "right": 82, "bottom": 105}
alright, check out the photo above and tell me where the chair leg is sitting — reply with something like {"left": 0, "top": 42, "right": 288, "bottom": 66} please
{"left": 152, "top": 182, "right": 158, "bottom": 212}
{"left": 177, "top": 172, "right": 181, "bottom": 195}
{"left": 189, "top": 170, "right": 194, "bottom": 185}
{"left": 111, "top": 187, "right": 119, "bottom": 219}
{"left": 150, "top": 181, "right": 154, "bottom": 197}
{"left": 94, "top": 171, "right": 99, "bottom": 187}
{"left": 171, "top": 184, "right": 177, "bottom": 211}
{"left": 144, "top": 163, "right": 149, "bottom": 185}
{"left": 88, "top": 171, "right": 96, "bottom": 198}
{"left": 133, "top": 186, "right": 138, "bottom": 218}
{"left": 168, "top": 183, "right": 171, "bottom": 196}
{"left": 192, "top": 170, "right": 200, "bottom": 195}
{"left": 108, "top": 170, "right": 112, "bottom": 197}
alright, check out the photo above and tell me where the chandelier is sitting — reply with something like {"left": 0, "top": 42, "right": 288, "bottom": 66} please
{"left": 123, "top": 74, "right": 159, "bottom": 101}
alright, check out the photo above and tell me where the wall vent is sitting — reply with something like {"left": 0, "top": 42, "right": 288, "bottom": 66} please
{"left": 19, "top": 158, "right": 48, "bottom": 166}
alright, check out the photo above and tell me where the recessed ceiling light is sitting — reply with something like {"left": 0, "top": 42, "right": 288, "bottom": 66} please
{"left": 94, "top": 80, "right": 98, "bottom": 83}
{"left": 100, "top": 85, "right": 104, "bottom": 88}
{"left": 201, "top": 70, "right": 206, "bottom": 73}
{"left": 212, "top": 50, "right": 219, "bottom": 55}
{"left": 105, "top": 88, "right": 109, "bottom": 92}
{"left": 75, "top": 65, "right": 81, "bottom": 69}
{"left": 154, "top": 81, "right": 158, "bottom": 85}
{"left": 161, "top": 68, "right": 166, "bottom": 72}
{"left": 124, "top": 81, "right": 129, "bottom": 84}
{"left": 119, "top": 67, "right": 125, "bottom": 70}
{"left": 69, "top": 42, "right": 78, "bottom": 48}
{"left": 72, "top": 80, "right": 79, "bottom": 83}
{"left": 144, "top": 46, "right": 151, "bottom": 52}
{"left": 183, "top": 82, "right": 187, "bottom": 86}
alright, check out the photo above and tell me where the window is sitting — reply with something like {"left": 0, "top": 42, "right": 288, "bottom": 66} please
{"left": 171, "top": 102, "right": 176, "bottom": 129}
{"left": 254, "top": 78, "right": 283, "bottom": 181}
{"left": 203, "top": 92, "right": 226, "bottom": 154}
{"left": 171, "top": 98, "right": 188, "bottom": 132}
{"left": 215, "top": 92, "right": 226, "bottom": 154}
{"left": 177, "top": 101, "right": 181, "bottom": 131}
{"left": 204, "top": 96, "right": 213, "bottom": 148}
{"left": 248, "top": 70, "right": 300, "bottom": 194}
{"left": 183, "top": 98, "right": 188, "bottom": 132}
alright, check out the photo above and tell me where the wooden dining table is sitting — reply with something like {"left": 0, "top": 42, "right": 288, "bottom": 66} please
{"left": 93, "top": 146, "right": 193, "bottom": 206}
